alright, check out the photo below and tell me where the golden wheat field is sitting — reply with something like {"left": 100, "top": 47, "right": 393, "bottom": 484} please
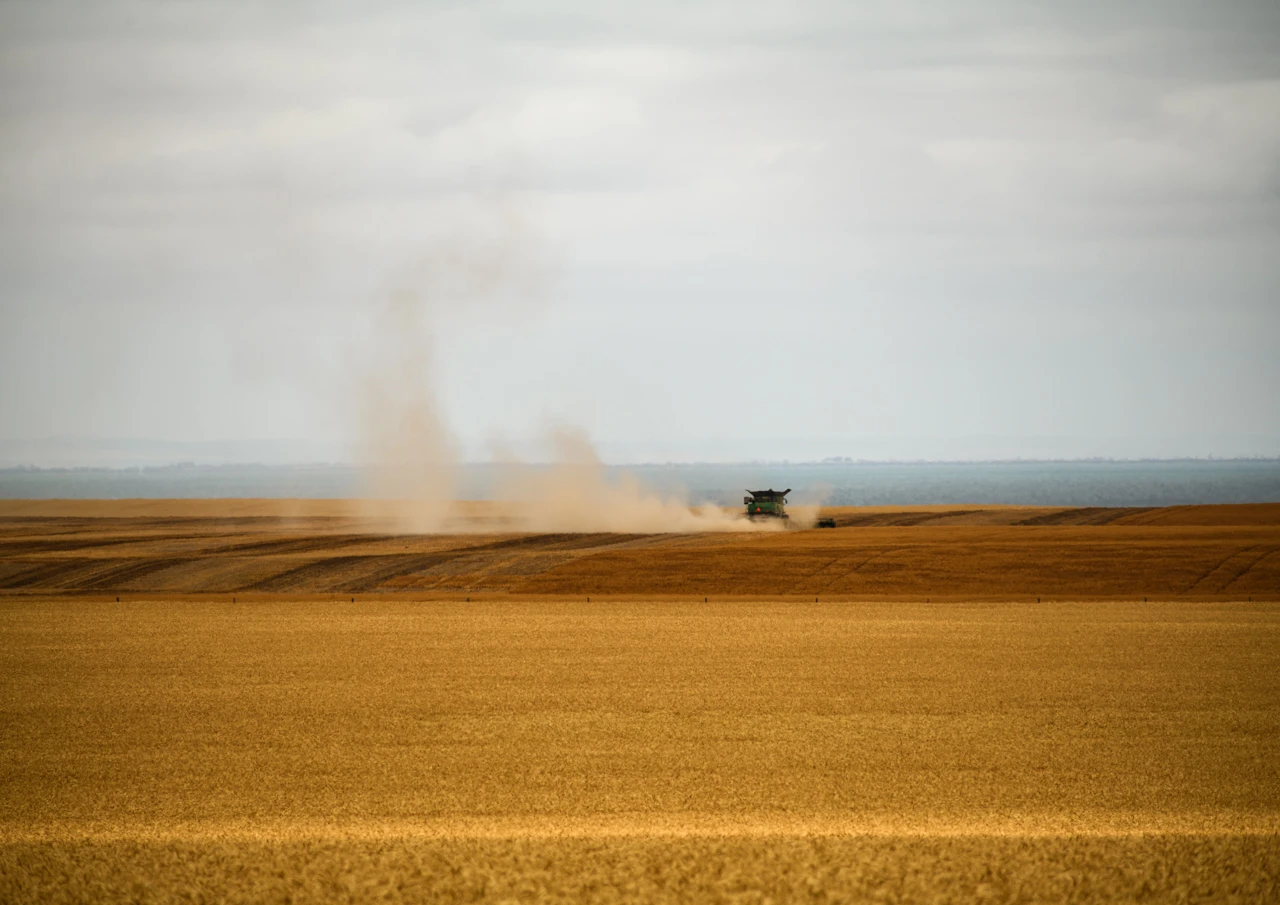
{"left": 2, "top": 501, "right": 1279, "bottom": 902}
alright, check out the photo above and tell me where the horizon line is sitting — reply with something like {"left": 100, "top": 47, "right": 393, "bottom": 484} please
{"left": 3, "top": 455, "right": 1280, "bottom": 473}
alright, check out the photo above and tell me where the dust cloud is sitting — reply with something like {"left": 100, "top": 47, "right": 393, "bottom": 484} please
{"left": 493, "top": 427, "right": 797, "bottom": 533}
{"left": 353, "top": 210, "right": 788, "bottom": 535}
{"left": 354, "top": 214, "right": 543, "bottom": 532}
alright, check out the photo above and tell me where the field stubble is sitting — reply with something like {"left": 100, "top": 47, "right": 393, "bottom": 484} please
{"left": 0, "top": 501, "right": 1278, "bottom": 599}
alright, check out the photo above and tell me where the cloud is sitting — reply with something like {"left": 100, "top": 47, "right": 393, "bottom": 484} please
{"left": 0, "top": 1, "right": 1276, "bottom": 457}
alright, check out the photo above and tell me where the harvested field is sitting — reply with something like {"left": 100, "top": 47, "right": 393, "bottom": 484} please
{"left": 2, "top": 502, "right": 1278, "bottom": 901}
{"left": 0, "top": 500, "right": 1277, "bottom": 598}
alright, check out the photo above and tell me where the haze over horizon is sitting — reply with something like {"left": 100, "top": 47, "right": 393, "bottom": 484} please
{"left": 2, "top": 2, "right": 1278, "bottom": 468}
{"left": 1, "top": 434, "right": 1279, "bottom": 470}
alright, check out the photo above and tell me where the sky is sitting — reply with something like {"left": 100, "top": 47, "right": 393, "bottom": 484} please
{"left": 1, "top": 1, "right": 1278, "bottom": 465}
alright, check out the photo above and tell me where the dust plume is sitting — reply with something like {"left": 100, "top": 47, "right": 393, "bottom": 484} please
{"left": 355, "top": 261, "right": 459, "bottom": 533}
{"left": 353, "top": 208, "right": 544, "bottom": 532}
{"left": 493, "top": 427, "right": 796, "bottom": 533}
{"left": 352, "top": 207, "right": 793, "bottom": 534}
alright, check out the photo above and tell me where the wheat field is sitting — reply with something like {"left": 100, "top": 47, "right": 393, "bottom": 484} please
{"left": 2, "top": 502, "right": 1278, "bottom": 901}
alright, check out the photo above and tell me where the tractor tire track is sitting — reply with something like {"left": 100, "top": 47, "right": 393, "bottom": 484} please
{"left": 75, "top": 558, "right": 195, "bottom": 591}
{"left": 208, "top": 534, "right": 394, "bottom": 556}
{"left": 0, "top": 532, "right": 215, "bottom": 556}
{"left": 819, "top": 548, "right": 902, "bottom": 592}
{"left": 834, "top": 511, "right": 983, "bottom": 528}
{"left": 798, "top": 558, "right": 843, "bottom": 592}
{"left": 1217, "top": 546, "right": 1279, "bottom": 593}
{"left": 0, "top": 557, "right": 192, "bottom": 590}
{"left": 1185, "top": 545, "right": 1265, "bottom": 595}
{"left": 0, "top": 559, "right": 104, "bottom": 589}
{"left": 1015, "top": 508, "right": 1155, "bottom": 527}
{"left": 242, "top": 554, "right": 461, "bottom": 593}
{"left": 456, "top": 533, "right": 650, "bottom": 555}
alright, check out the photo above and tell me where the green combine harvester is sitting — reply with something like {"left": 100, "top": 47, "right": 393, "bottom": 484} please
{"left": 744, "top": 488, "right": 836, "bottom": 527}
{"left": 744, "top": 489, "right": 791, "bottom": 520}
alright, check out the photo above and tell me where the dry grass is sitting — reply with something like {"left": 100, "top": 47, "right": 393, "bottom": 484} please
{"left": 2, "top": 594, "right": 1278, "bottom": 901}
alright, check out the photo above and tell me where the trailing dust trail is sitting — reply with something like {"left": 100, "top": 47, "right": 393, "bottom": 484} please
{"left": 492, "top": 427, "right": 799, "bottom": 533}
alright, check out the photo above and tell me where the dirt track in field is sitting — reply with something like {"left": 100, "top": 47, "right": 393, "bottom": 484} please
{"left": 1, "top": 501, "right": 1277, "bottom": 598}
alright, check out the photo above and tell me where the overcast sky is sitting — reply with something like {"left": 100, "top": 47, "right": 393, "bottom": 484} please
{"left": 1, "top": 1, "right": 1278, "bottom": 464}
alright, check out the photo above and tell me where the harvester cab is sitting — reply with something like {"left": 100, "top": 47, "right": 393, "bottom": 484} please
{"left": 744, "top": 489, "right": 791, "bottom": 520}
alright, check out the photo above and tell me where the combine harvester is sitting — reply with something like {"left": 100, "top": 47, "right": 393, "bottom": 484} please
{"left": 744, "top": 489, "right": 835, "bottom": 528}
